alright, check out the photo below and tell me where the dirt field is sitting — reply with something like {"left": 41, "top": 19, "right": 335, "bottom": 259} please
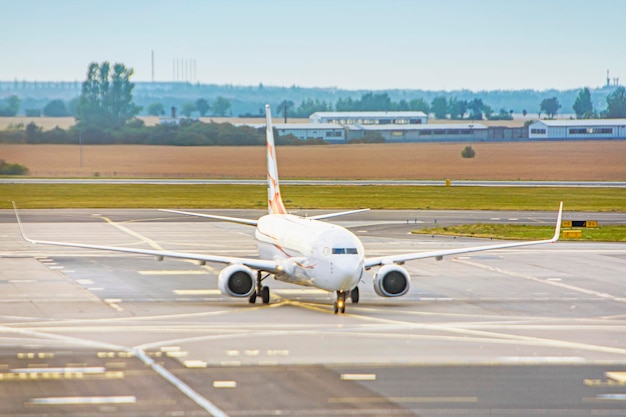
{"left": 1, "top": 141, "right": 624, "bottom": 180}
{"left": 0, "top": 116, "right": 529, "bottom": 131}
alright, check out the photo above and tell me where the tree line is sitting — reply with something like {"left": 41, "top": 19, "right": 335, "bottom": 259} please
{"left": 6, "top": 87, "right": 625, "bottom": 122}
{"left": 0, "top": 62, "right": 626, "bottom": 133}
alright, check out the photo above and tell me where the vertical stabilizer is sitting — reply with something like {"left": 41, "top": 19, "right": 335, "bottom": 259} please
{"left": 265, "top": 104, "right": 287, "bottom": 215}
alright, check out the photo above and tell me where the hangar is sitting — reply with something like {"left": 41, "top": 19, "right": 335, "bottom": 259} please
{"left": 243, "top": 123, "right": 347, "bottom": 143}
{"left": 274, "top": 123, "right": 346, "bottom": 143}
{"left": 347, "top": 123, "right": 488, "bottom": 143}
{"left": 528, "top": 119, "right": 626, "bottom": 140}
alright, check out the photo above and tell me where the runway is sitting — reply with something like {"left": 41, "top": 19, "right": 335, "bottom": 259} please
{"left": 1, "top": 209, "right": 625, "bottom": 416}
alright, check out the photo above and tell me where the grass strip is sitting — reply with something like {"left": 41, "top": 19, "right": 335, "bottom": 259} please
{"left": 1, "top": 184, "right": 625, "bottom": 211}
{"left": 412, "top": 224, "right": 626, "bottom": 242}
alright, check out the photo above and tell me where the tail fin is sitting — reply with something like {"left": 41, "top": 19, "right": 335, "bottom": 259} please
{"left": 265, "top": 104, "right": 287, "bottom": 215}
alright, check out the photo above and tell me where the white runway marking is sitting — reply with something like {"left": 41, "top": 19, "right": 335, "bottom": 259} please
{"left": 340, "top": 373, "right": 376, "bottom": 381}
{"left": 140, "top": 270, "right": 209, "bottom": 275}
{"left": 213, "top": 380, "right": 237, "bottom": 388}
{"left": 174, "top": 289, "right": 221, "bottom": 295}
{"left": 29, "top": 396, "right": 136, "bottom": 405}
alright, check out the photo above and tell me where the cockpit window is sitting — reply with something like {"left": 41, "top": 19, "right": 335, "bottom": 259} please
{"left": 332, "top": 248, "right": 358, "bottom": 255}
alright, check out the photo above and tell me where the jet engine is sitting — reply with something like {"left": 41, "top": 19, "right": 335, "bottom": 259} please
{"left": 373, "top": 264, "right": 410, "bottom": 297}
{"left": 218, "top": 265, "right": 255, "bottom": 297}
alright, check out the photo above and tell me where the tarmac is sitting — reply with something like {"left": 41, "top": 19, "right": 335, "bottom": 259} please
{"left": 0, "top": 209, "right": 625, "bottom": 416}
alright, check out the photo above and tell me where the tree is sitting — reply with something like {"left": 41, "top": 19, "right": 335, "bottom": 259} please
{"left": 277, "top": 100, "right": 294, "bottom": 122}
{"left": 483, "top": 104, "right": 493, "bottom": 119}
{"left": 181, "top": 102, "right": 197, "bottom": 117}
{"left": 605, "top": 86, "right": 626, "bottom": 118}
{"left": 468, "top": 98, "right": 485, "bottom": 120}
{"left": 408, "top": 98, "right": 430, "bottom": 114}
{"left": 211, "top": 96, "right": 231, "bottom": 116}
{"left": 448, "top": 97, "right": 468, "bottom": 119}
{"left": 358, "top": 92, "right": 391, "bottom": 111}
{"left": 293, "top": 98, "right": 332, "bottom": 118}
{"left": 147, "top": 102, "right": 165, "bottom": 116}
{"left": 43, "top": 99, "right": 69, "bottom": 117}
{"left": 540, "top": 97, "right": 561, "bottom": 118}
{"left": 0, "top": 95, "right": 20, "bottom": 116}
{"left": 195, "top": 98, "right": 210, "bottom": 117}
{"left": 573, "top": 88, "right": 594, "bottom": 119}
{"left": 0, "top": 159, "right": 29, "bottom": 175}
{"left": 430, "top": 96, "right": 448, "bottom": 119}
{"left": 461, "top": 145, "right": 476, "bottom": 159}
{"left": 335, "top": 96, "right": 355, "bottom": 112}
{"left": 76, "top": 62, "right": 141, "bottom": 131}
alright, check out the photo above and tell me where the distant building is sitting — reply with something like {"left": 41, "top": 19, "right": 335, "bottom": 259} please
{"left": 347, "top": 123, "right": 488, "bottom": 143}
{"left": 275, "top": 123, "right": 346, "bottom": 143}
{"left": 310, "top": 111, "right": 428, "bottom": 125}
{"left": 528, "top": 119, "right": 626, "bottom": 140}
{"left": 244, "top": 123, "right": 347, "bottom": 143}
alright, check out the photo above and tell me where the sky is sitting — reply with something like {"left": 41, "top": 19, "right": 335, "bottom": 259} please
{"left": 1, "top": 0, "right": 625, "bottom": 91}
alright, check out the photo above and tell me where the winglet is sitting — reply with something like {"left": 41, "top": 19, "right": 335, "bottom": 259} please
{"left": 265, "top": 104, "right": 287, "bottom": 215}
{"left": 11, "top": 201, "right": 35, "bottom": 244}
{"left": 551, "top": 201, "right": 563, "bottom": 242}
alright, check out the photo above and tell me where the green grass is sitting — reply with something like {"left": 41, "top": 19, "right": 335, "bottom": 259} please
{"left": 412, "top": 224, "right": 626, "bottom": 242}
{"left": 1, "top": 183, "right": 625, "bottom": 211}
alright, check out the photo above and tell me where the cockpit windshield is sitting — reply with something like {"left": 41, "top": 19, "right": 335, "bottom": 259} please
{"left": 332, "top": 248, "right": 358, "bottom": 255}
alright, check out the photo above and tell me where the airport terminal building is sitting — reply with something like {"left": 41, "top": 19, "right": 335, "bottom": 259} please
{"left": 528, "top": 119, "right": 626, "bottom": 140}
{"left": 309, "top": 111, "right": 428, "bottom": 125}
{"left": 248, "top": 113, "right": 626, "bottom": 144}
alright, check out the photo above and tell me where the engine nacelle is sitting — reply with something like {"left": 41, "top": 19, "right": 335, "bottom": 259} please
{"left": 373, "top": 264, "right": 410, "bottom": 297}
{"left": 218, "top": 265, "right": 255, "bottom": 297}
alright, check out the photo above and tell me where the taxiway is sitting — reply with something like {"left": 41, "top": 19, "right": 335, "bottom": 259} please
{"left": 0, "top": 209, "right": 625, "bottom": 416}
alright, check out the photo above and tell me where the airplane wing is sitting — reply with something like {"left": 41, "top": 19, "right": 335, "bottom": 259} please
{"left": 159, "top": 209, "right": 258, "bottom": 226}
{"left": 160, "top": 208, "right": 370, "bottom": 224}
{"left": 364, "top": 202, "right": 563, "bottom": 269}
{"left": 12, "top": 202, "right": 279, "bottom": 272}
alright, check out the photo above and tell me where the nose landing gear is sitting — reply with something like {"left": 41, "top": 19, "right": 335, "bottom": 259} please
{"left": 334, "top": 291, "right": 347, "bottom": 314}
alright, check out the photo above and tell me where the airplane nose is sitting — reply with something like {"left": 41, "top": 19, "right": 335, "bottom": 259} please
{"left": 332, "top": 258, "right": 363, "bottom": 289}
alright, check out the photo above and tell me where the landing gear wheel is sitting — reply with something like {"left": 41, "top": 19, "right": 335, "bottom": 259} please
{"left": 261, "top": 286, "right": 270, "bottom": 304}
{"left": 333, "top": 302, "right": 339, "bottom": 314}
{"left": 252, "top": 271, "right": 271, "bottom": 305}
{"left": 350, "top": 286, "right": 360, "bottom": 304}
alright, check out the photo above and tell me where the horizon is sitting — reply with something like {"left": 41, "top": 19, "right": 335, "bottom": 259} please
{"left": 0, "top": 79, "right": 620, "bottom": 95}
{"left": 1, "top": 0, "right": 624, "bottom": 91}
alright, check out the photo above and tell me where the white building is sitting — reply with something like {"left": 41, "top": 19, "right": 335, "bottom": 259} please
{"left": 347, "top": 123, "right": 488, "bottom": 143}
{"left": 243, "top": 123, "right": 346, "bottom": 143}
{"left": 528, "top": 119, "right": 626, "bottom": 140}
{"left": 309, "top": 111, "right": 428, "bottom": 125}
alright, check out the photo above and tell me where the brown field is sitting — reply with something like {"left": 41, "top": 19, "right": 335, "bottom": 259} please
{"left": 0, "top": 116, "right": 308, "bottom": 131}
{"left": 1, "top": 141, "right": 624, "bottom": 180}
{"left": 0, "top": 116, "right": 528, "bottom": 131}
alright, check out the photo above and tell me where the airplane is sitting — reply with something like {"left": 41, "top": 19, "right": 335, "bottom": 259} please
{"left": 13, "top": 104, "right": 563, "bottom": 314}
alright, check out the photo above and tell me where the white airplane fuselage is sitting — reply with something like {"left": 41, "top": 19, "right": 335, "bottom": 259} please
{"left": 255, "top": 214, "right": 365, "bottom": 292}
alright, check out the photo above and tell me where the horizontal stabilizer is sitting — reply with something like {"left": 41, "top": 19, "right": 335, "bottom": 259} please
{"left": 308, "top": 208, "right": 371, "bottom": 221}
{"left": 159, "top": 209, "right": 258, "bottom": 226}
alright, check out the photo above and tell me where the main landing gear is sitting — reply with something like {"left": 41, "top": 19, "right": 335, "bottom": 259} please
{"left": 333, "top": 287, "right": 360, "bottom": 314}
{"left": 249, "top": 271, "right": 271, "bottom": 304}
